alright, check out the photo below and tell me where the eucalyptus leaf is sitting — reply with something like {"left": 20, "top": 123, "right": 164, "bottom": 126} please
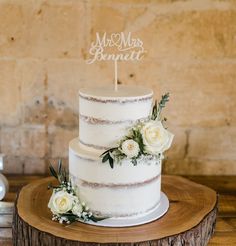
{"left": 156, "top": 92, "right": 170, "bottom": 120}
{"left": 90, "top": 215, "right": 108, "bottom": 222}
{"left": 58, "top": 159, "right": 62, "bottom": 176}
{"left": 102, "top": 153, "right": 109, "bottom": 163}
{"left": 100, "top": 147, "right": 117, "bottom": 157}
{"left": 63, "top": 167, "right": 67, "bottom": 183}
{"left": 61, "top": 213, "right": 78, "bottom": 223}
{"left": 49, "top": 164, "right": 58, "bottom": 179}
{"left": 151, "top": 100, "right": 157, "bottom": 120}
{"left": 100, "top": 149, "right": 110, "bottom": 156}
{"left": 108, "top": 155, "right": 114, "bottom": 169}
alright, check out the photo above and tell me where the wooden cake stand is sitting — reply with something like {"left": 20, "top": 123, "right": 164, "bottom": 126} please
{"left": 12, "top": 176, "right": 217, "bottom": 246}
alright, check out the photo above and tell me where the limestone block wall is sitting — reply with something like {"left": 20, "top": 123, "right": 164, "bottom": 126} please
{"left": 0, "top": 0, "right": 235, "bottom": 174}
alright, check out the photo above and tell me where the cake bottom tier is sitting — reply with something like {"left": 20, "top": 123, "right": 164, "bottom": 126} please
{"left": 69, "top": 138, "right": 162, "bottom": 218}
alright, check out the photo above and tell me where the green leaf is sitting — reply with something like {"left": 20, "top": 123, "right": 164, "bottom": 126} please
{"left": 159, "top": 93, "right": 170, "bottom": 108}
{"left": 90, "top": 215, "right": 108, "bottom": 222}
{"left": 108, "top": 155, "right": 114, "bottom": 169}
{"left": 151, "top": 100, "right": 157, "bottom": 120}
{"left": 102, "top": 153, "right": 109, "bottom": 163}
{"left": 100, "top": 150, "right": 110, "bottom": 157}
{"left": 100, "top": 147, "right": 117, "bottom": 158}
{"left": 57, "top": 160, "right": 63, "bottom": 183}
{"left": 61, "top": 213, "right": 78, "bottom": 223}
{"left": 58, "top": 159, "right": 62, "bottom": 176}
{"left": 100, "top": 148, "right": 119, "bottom": 168}
{"left": 131, "top": 158, "right": 137, "bottom": 166}
{"left": 151, "top": 92, "right": 170, "bottom": 120}
{"left": 49, "top": 164, "right": 58, "bottom": 179}
{"left": 63, "top": 167, "right": 67, "bottom": 183}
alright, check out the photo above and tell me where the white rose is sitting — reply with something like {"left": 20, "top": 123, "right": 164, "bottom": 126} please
{"left": 48, "top": 190, "right": 74, "bottom": 214}
{"left": 141, "top": 120, "right": 174, "bottom": 155}
{"left": 121, "top": 139, "right": 140, "bottom": 158}
{"left": 72, "top": 203, "right": 83, "bottom": 217}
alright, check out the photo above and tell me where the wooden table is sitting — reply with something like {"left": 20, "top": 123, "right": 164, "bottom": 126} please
{"left": 0, "top": 175, "right": 236, "bottom": 245}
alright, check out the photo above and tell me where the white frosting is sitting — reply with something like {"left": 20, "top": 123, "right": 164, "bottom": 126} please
{"left": 79, "top": 85, "right": 153, "bottom": 152}
{"left": 69, "top": 138, "right": 162, "bottom": 217}
{"left": 79, "top": 85, "right": 153, "bottom": 98}
{"left": 79, "top": 120, "right": 136, "bottom": 152}
{"left": 75, "top": 177, "right": 161, "bottom": 217}
{"left": 70, "top": 138, "right": 161, "bottom": 184}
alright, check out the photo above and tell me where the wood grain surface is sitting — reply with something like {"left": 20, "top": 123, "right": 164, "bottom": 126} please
{"left": 1, "top": 175, "right": 235, "bottom": 245}
{"left": 12, "top": 175, "right": 217, "bottom": 245}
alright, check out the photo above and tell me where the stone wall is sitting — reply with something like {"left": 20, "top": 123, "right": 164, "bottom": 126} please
{"left": 0, "top": 0, "right": 235, "bottom": 175}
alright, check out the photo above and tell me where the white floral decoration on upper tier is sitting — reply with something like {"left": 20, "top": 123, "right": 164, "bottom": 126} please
{"left": 100, "top": 93, "right": 174, "bottom": 168}
{"left": 142, "top": 121, "right": 174, "bottom": 155}
{"left": 121, "top": 139, "right": 140, "bottom": 158}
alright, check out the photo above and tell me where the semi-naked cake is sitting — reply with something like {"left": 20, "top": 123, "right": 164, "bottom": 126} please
{"left": 69, "top": 85, "right": 164, "bottom": 218}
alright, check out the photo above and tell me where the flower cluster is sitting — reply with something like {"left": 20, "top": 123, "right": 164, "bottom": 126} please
{"left": 100, "top": 93, "right": 174, "bottom": 168}
{"left": 48, "top": 160, "right": 106, "bottom": 224}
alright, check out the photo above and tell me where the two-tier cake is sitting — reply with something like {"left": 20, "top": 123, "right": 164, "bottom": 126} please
{"left": 69, "top": 85, "right": 173, "bottom": 219}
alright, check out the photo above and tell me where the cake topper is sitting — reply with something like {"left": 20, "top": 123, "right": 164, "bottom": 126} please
{"left": 87, "top": 32, "right": 146, "bottom": 91}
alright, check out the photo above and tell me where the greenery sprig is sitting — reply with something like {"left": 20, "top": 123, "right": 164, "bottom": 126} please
{"left": 151, "top": 92, "right": 170, "bottom": 121}
{"left": 100, "top": 147, "right": 118, "bottom": 168}
{"left": 48, "top": 159, "right": 68, "bottom": 189}
{"left": 100, "top": 124, "right": 147, "bottom": 168}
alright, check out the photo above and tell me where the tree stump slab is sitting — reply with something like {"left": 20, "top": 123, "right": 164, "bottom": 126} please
{"left": 12, "top": 175, "right": 217, "bottom": 246}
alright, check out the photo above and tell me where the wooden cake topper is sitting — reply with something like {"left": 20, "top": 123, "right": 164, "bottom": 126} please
{"left": 87, "top": 32, "right": 146, "bottom": 91}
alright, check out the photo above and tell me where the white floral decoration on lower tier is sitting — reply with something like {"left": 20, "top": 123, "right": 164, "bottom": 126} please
{"left": 100, "top": 93, "right": 174, "bottom": 168}
{"left": 48, "top": 160, "right": 107, "bottom": 224}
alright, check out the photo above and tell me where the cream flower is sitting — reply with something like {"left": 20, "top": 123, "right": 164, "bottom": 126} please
{"left": 72, "top": 203, "right": 83, "bottom": 216}
{"left": 48, "top": 190, "right": 74, "bottom": 214}
{"left": 141, "top": 120, "right": 174, "bottom": 155}
{"left": 121, "top": 139, "right": 140, "bottom": 158}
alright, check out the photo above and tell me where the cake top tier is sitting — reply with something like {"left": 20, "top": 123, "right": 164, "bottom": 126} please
{"left": 78, "top": 85, "right": 153, "bottom": 153}
{"left": 79, "top": 85, "right": 153, "bottom": 100}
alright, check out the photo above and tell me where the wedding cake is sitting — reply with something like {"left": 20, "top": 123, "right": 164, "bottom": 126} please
{"left": 69, "top": 85, "right": 173, "bottom": 218}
